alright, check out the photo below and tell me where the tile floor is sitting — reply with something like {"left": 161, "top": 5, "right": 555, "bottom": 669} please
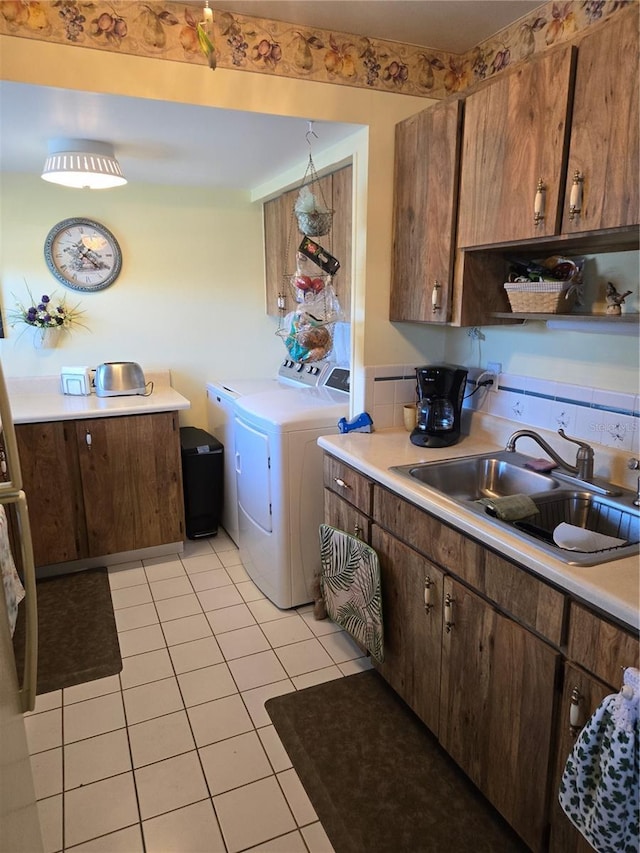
{"left": 25, "top": 532, "right": 373, "bottom": 853}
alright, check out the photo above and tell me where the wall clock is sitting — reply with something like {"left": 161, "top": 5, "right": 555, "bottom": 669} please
{"left": 44, "top": 217, "right": 122, "bottom": 291}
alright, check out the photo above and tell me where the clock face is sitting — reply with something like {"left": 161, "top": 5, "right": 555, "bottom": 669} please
{"left": 44, "top": 218, "right": 122, "bottom": 291}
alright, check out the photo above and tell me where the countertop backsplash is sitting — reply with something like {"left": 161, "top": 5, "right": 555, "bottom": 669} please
{"left": 364, "top": 363, "right": 639, "bottom": 487}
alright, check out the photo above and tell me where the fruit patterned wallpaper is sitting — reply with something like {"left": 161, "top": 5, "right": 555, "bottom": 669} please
{"left": 0, "top": 1, "right": 632, "bottom": 99}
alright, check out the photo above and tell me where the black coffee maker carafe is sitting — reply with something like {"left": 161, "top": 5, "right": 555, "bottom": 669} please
{"left": 410, "top": 364, "right": 468, "bottom": 448}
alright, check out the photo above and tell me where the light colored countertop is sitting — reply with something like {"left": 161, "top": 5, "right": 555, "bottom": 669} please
{"left": 6, "top": 371, "right": 190, "bottom": 424}
{"left": 318, "top": 423, "right": 640, "bottom": 632}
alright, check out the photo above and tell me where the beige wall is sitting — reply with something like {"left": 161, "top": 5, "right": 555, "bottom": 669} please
{"left": 0, "top": 35, "right": 435, "bottom": 419}
{"left": 1, "top": 35, "right": 637, "bottom": 424}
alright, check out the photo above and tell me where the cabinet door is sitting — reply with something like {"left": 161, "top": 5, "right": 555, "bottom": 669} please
{"left": 264, "top": 185, "right": 301, "bottom": 317}
{"left": 562, "top": 8, "right": 639, "bottom": 233}
{"left": 439, "top": 577, "right": 559, "bottom": 853}
{"left": 371, "top": 525, "right": 444, "bottom": 735}
{"left": 323, "top": 454, "right": 373, "bottom": 517}
{"left": 457, "top": 44, "right": 575, "bottom": 247}
{"left": 324, "top": 488, "right": 370, "bottom": 543}
{"left": 264, "top": 168, "right": 352, "bottom": 319}
{"left": 15, "top": 422, "right": 87, "bottom": 566}
{"left": 390, "top": 99, "right": 462, "bottom": 323}
{"left": 76, "top": 412, "right": 183, "bottom": 556}
{"left": 330, "top": 165, "right": 352, "bottom": 319}
{"left": 549, "top": 662, "right": 612, "bottom": 853}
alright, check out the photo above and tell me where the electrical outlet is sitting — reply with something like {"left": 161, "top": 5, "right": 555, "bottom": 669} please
{"left": 486, "top": 361, "right": 502, "bottom": 392}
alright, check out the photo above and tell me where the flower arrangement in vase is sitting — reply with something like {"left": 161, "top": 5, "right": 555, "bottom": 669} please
{"left": 9, "top": 286, "right": 86, "bottom": 348}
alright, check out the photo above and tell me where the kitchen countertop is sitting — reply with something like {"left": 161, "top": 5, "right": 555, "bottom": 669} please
{"left": 6, "top": 371, "right": 190, "bottom": 423}
{"left": 318, "top": 426, "right": 640, "bottom": 632}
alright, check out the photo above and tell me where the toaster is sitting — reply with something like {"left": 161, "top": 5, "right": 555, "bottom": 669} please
{"left": 95, "top": 362, "right": 146, "bottom": 397}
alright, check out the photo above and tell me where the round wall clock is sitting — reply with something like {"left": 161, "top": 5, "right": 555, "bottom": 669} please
{"left": 44, "top": 217, "right": 122, "bottom": 291}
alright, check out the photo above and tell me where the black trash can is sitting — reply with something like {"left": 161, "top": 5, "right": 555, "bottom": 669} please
{"left": 180, "top": 426, "right": 223, "bottom": 539}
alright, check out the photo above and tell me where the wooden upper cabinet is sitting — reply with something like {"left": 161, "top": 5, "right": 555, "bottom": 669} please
{"left": 390, "top": 98, "right": 463, "bottom": 323}
{"left": 264, "top": 166, "right": 352, "bottom": 319}
{"left": 329, "top": 165, "right": 352, "bottom": 319}
{"left": 561, "top": 8, "right": 639, "bottom": 234}
{"left": 264, "top": 185, "right": 301, "bottom": 316}
{"left": 457, "top": 43, "right": 575, "bottom": 247}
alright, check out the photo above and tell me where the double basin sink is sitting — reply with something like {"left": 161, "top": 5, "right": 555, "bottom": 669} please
{"left": 391, "top": 450, "right": 640, "bottom": 566}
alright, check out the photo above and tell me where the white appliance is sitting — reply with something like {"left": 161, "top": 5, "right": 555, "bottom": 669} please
{"left": 207, "top": 376, "right": 283, "bottom": 546}
{"left": 233, "top": 363, "right": 350, "bottom": 608}
{"left": 0, "top": 362, "right": 43, "bottom": 850}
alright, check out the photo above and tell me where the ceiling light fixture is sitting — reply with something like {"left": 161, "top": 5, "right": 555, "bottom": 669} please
{"left": 41, "top": 138, "right": 127, "bottom": 189}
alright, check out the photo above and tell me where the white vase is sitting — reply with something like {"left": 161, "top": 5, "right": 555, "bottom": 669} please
{"left": 33, "top": 326, "right": 62, "bottom": 349}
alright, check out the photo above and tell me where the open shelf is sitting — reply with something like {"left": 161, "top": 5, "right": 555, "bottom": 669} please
{"left": 492, "top": 312, "right": 639, "bottom": 322}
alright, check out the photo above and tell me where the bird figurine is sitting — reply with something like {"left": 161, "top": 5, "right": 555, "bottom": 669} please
{"left": 605, "top": 281, "right": 632, "bottom": 315}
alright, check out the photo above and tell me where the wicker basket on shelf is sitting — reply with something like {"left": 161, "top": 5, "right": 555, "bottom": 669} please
{"left": 504, "top": 281, "right": 578, "bottom": 314}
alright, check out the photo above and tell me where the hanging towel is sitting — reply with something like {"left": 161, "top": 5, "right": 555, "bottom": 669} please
{"left": 319, "top": 524, "right": 384, "bottom": 663}
{"left": 558, "top": 667, "right": 639, "bottom": 853}
{"left": 0, "top": 505, "right": 25, "bottom": 637}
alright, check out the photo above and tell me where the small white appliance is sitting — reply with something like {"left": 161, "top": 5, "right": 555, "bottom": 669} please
{"left": 94, "top": 362, "right": 146, "bottom": 397}
{"left": 60, "top": 366, "right": 92, "bottom": 396}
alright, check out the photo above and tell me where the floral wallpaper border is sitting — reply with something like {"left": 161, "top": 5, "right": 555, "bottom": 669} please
{"left": 0, "top": 1, "right": 634, "bottom": 99}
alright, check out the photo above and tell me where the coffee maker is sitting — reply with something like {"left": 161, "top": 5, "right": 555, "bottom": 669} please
{"left": 410, "top": 364, "right": 468, "bottom": 448}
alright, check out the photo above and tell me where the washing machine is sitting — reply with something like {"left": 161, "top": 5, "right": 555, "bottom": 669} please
{"left": 233, "top": 364, "right": 350, "bottom": 608}
{"left": 207, "top": 376, "right": 280, "bottom": 545}
{"left": 206, "top": 359, "right": 347, "bottom": 549}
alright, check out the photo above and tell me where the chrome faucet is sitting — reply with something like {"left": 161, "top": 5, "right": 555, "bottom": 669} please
{"left": 505, "top": 428, "right": 595, "bottom": 481}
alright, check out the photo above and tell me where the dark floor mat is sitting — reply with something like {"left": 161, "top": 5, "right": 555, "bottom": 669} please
{"left": 266, "top": 669, "right": 530, "bottom": 853}
{"left": 13, "top": 567, "right": 122, "bottom": 695}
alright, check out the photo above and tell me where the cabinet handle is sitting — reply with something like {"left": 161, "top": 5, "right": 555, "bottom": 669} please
{"left": 444, "top": 592, "right": 454, "bottom": 632}
{"left": 568, "top": 170, "right": 584, "bottom": 221}
{"left": 0, "top": 450, "right": 6, "bottom": 476}
{"left": 569, "top": 686, "right": 584, "bottom": 736}
{"left": 334, "top": 477, "right": 351, "bottom": 490}
{"left": 431, "top": 281, "right": 441, "bottom": 313}
{"left": 533, "top": 178, "right": 546, "bottom": 226}
{"left": 85, "top": 430, "right": 92, "bottom": 450}
{"left": 424, "top": 576, "right": 434, "bottom": 614}
{"left": 277, "top": 292, "right": 287, "bottom": 312}
{"left": 354, "top": 523, "right": 362, "bottom": 539}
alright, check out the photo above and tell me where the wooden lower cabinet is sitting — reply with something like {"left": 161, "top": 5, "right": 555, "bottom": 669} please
{"left": 371, "top": 525, "right": 444, "bottom": 735}
{"left": 16, "top": 412, "right": 184, "bottom": 567}
{"left": 548, "top": 663, "right": 612, "bottom": 853}
{"left": 15, "top": 420, "right": 86, "bottom": 566}
{"left": 323, "top": 488, "right": 370, "bottom": 543}
{"left": 321, "top": 452, "right": 637, "bottom": 851}
{"left": 440, "top": 577, "right": 559, "bottom": 852}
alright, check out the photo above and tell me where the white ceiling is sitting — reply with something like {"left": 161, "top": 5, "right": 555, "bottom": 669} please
{"left": 0, "top": 1, "right": 541, "bottom": 189}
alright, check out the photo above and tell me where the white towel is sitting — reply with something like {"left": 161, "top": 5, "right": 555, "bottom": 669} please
{"left": 558, "top": 667, "right": 639, "bottom": 852}
{"left": 553, "top": 522, "right": 627, "bottom": 552}
{"left": 0, "top": 505, "right": 25, "bottom": 637}
{"left": 319, "top": 524, "right": 384, "bottom": 663}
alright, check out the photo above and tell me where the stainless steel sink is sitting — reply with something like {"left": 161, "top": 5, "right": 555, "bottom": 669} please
{"left": 391, "top": 450, "right": 561, "bottom": 501}
{"left": 390, "top": 450, "right": 640, "bottom": 565}
{"left": 493, "top": 490, "right": 639, "bottom": 566}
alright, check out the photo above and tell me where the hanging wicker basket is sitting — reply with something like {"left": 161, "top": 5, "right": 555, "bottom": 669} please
{"left": 295, "top": 209, "right": 333, "bottom": 238}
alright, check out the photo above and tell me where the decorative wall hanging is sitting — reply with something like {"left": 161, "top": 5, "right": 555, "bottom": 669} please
{"left": 44, "top": 218, "right": 122, "bottom": 291}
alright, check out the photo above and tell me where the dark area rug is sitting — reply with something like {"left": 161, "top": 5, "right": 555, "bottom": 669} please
{"left": 266, "top": 669, "right": 529, "bottom": 853}
{"left": 13, "top": 567, "right": 122, "bottom": 695}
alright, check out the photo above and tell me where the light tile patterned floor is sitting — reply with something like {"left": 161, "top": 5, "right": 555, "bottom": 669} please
{"left": 26, "top": 532, "right": 373, "bottom": 852}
